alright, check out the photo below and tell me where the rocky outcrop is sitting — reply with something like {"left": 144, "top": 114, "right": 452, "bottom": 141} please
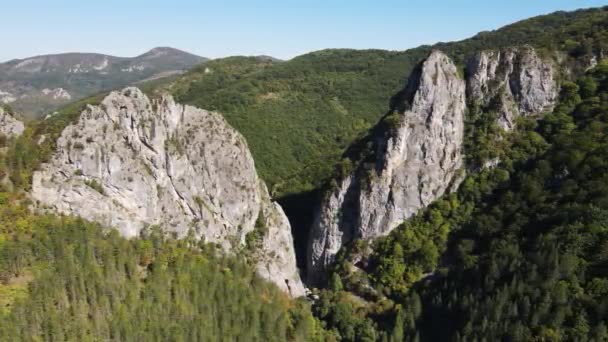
{"left": 307, "top": 46, "right": 559, "bottom": 284}
{"left": 0, "top": 106, "right": 24, "bottom": 138}
{"left": 307, "top": 51, "right": 466, "bottom": 284}
{"left": 0, "top": 90, "right": 16, "bottom": 104}
{"left": 42, "top": 88, "right": 72, "bottom": 100}
{"left": 467, "top": 46, "right": 557, "bottom": 130}
{"left": 31, "top": 87, "right": 304, "bottom": 297}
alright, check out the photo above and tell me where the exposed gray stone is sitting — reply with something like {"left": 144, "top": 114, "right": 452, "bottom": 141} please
{"left": 31, "top": 87, "right": 304, "bottom": 297}
{"left": 0, "top": 107, "right": 24, "bottom": 138}
{"left": 467, "top": 46, "right": 557, "bottom": 130}
{"left": 307, "top": 51, "right": 466, "bottom": 284}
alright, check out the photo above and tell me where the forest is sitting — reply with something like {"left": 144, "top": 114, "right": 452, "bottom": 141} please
{"left": 0, "top": 193, "right": 330, "bottom": 341}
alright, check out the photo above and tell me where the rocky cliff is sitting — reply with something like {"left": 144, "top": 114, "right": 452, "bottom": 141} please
{"left": 467, "top": 46, "right": 557, "bottom": 130}
{"left": 307, "top": 46, "right": 559, "bottom": 283}
{"left": 31, "top": 87, "right": 304, "bottom": 297}
{"left": 307, "top": 51, "right": 467, "bottom": 283}
{"left": 0, "top": 107, "right": 24, "bottom": 138}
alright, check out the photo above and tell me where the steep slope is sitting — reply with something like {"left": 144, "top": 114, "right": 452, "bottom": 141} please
{"left": 383, "top": 62, "right": 608, "bottom": 341}
{"left": 30, "top": 88, "right": 304, "bottom": 296}
{"left": 0, "top": 47, "right": 206, "bottom": 119}
{"left": 312, "top": 62, "right": 608, "bottom": 340}
{"left": 307, "top": 51, "right": 466, "bottom": 283}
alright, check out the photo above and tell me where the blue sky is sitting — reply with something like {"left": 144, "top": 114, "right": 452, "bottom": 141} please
{"left": 2, "top": 0, "right": 606, "bottom": 62}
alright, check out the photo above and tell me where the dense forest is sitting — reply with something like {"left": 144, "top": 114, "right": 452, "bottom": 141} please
{"left": 0, "top": 194, "right": 330, "bottom": 341}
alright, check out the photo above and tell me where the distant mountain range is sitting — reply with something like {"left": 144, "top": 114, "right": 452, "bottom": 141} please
{"left": 0, "top": 47, "right": 207, "bottom": 119}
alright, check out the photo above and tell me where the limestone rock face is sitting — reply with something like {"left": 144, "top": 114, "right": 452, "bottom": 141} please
{"left": 307, "top": 51, "right": 466, "bottom": 283}
{"left": 31, "top": 87, "right": 304, "bottom": 297}
{"left": 0, "top": 107, "right": 24, "bottom": 138}
{"left": 467, "top": 46, "right": 557, "bottom": 130}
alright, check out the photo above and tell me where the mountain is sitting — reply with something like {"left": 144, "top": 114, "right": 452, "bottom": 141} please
{"left": 310, "top": 60, "right": 608, "bottom": 340}
{"left": 30, "top": 87, "right": 304, "bottom": 296}
{"left": 306, "top": 46, "right": 560, "bottom": 284}
{"left": 0, "top": 5, "right": 607, "bottom": 342}
{"left": 0, "top": 47, "right": 207, "bottom": 119}
{"left": 0, "top": 88, "right": 326, "bottom": 340}
{"left": 303, "top": 8, "right": 608, "bottom": 341}
{"left": 307, "top": 50, "right": 468, "bottom": 285}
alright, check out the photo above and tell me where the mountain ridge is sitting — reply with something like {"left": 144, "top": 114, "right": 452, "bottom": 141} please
{"left": 165, "top": 6, "right": 608, "bottom": 199}
{"left": 0, "top": 47, "right": 207, "bottom": 119}
{"left": 1, "top": 47, "right": 205, "bottom": 69}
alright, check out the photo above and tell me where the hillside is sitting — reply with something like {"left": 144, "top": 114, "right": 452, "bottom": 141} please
{"left": 0, "top": 47, "right": 206, "bottom": 119}
{"left": 8, "top": 6, "right": 607, "bottom": 272}
{"left": 164, "top": 6, "right": 608, "bottom": 200}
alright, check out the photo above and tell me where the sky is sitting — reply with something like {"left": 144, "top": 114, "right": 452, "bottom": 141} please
{"left": 2, "top": 0, "right": 607, "bottom": 62}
